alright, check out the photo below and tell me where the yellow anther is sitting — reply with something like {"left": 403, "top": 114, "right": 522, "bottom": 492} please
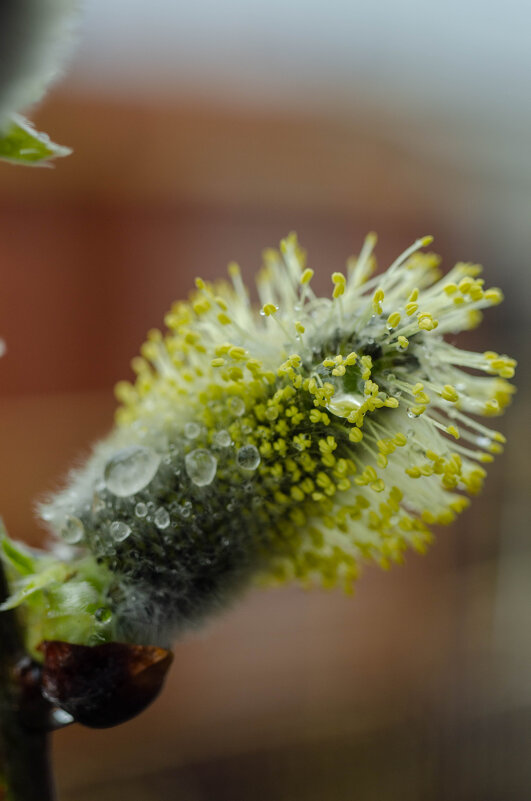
{"left": 440, "top": 385, "right": 459, "bottom": 402}
{"left": 488, "top": 442, "right": 504, "bottom": 454}
{"left": 318, "top": 436, "right": 337, "bottom": 454}
{"left": 372, "top": 288, "right": 384, "bottom": 314}
{"left": 195, "top": 277, "right": 206, "bottom": 290}
{"left": 446, "top": 425, "right": 460, "bottom": 439}
{"left": 444, "top": 283, "right": 458, "bottom": 295}
{"left": 332, "top": 364, "right": 346, "bottom": 376}
{"left": 261, "top": 304, "right": 278, "bottom": 317}
{"left": 300, "top": 268, "right": 314, "bottom": 285}
{"left": 393, "top": 433, "right": 407, "bottom": 447}
{"left": 408, "top": 288, "right": 419, "bottom": 302}
{"left": 193, "top": 299, "right": 211, "bottom": 315}
{"left": 384, "top": 397, "right": 399, "bottom": 408}
{"left": 290, "top": 486, "right": 305, "bottom": 502}
{"left": 484, "top": 399, "right": 500, "bottom": 415}
{"left": 228, "top": 346, "right": 246, "bottom": 360}
{"left": 397, "top": 336, "right": 409, "bottom": 349}
{"left": 484, "top": 288, "right": 503, "bottom": 304}
{"left": 349, "top": 428, "right": 363, "bottom": 443}
{"left": 217, "top": 312, "right": 232, "bottom": 325}
{"left": 458, "top": 277, "right": 474, "bottom": 293}
{"left": 228, "top": 261, "right": 241, "bottom": 278}
{"left": 417, "top": 312, "right": 438, "bottom": 331}
{"left": 387, "top": 311, "right": 401, "bottom": 329}
{"left": 414, "top": 392, "right": 430, "bottom": 405}
{"left": 406, "top": 467, "right": 422, "bottom": 478}
{"left": 295, "top": 321, "right": 305, "bottom": 334}
{"left": 467, "top": 310, "right": 483, "bottom": 329}
{"left": 405, "top": 302, "right": 418, "bottom": 316}
{"left": 344, "top": 352, "right": 358, "bottom": 365}
{"left": 211, "top": 358, "right": 225, "bottom": 367}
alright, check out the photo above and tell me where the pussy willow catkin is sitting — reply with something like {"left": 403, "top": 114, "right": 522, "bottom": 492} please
{"left": 1, "top": 234, "right": 516, "bottom": 655}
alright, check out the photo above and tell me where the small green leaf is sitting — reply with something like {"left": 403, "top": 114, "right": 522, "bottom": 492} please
{"left": 0, "top": 114, "right": 71, "bottom": 166}
{"left": 0, "top": 531, "right": 36, "bottom": 577}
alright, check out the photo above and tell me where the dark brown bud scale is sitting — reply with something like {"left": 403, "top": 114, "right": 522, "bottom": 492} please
{"left": 39, "top": 641, "right": 173, "bottom": 728}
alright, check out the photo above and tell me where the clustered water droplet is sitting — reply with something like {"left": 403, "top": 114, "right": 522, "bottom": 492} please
{"left": 228, "top": 396, "right": 246, "bottom": 417}
{"left": 236, "top": 444, "right": 261, "bottom": 471}
{"left": 185, "top": 448, "right": 217, "bottom": 486}
{"left": 61, "top": 515, "right": 84, "bottom": 544}
{"left": 104, "top": 445, "right": 160, "bottom": 497}
{"left": 213, "top": 429, "right": 231, "bottom": 448}
{"left": 154, "top": 507, "right": 170, "bottom": 529}
{"left": 135, "top": 502, "right": 148, "bottom": 518}
{"left": 109, "top": 520, "right": 132, "bottom": 543}
{"left": 184, "top": 422, "right": 201, "bottom": 440}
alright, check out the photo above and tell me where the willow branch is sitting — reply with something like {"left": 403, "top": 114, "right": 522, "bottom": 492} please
{"left": 0, "top": 561, "right": 55, "bottom": 801}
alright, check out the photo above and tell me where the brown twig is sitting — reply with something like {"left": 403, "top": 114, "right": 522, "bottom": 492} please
{"left": 0, "top": 562, "right": 55, "bottom": 801}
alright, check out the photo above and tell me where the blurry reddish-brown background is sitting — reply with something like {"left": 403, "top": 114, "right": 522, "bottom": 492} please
{"left": 0, "top": 2, "right": 530, "bottom": 798}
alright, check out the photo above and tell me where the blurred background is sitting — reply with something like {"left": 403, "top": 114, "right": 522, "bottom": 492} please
{"left": 0, "top": 1, "right": 530, "bottom": 798}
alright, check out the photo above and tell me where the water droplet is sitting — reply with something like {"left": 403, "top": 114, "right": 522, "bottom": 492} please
{"left": 407, "top": 409, "right": 416, "bottom": 419}
{"left": 104, "top": 446, "right": 160, "bottom": 497}
{"left": 154, "top": 507, "right": 170, "bottom": 529}
{"left": 476, "top": 436, "right": 492, "bottom": 448}
{"left": 61, "top": 516, "right": 84, "bottom": 545}
{"left": 228, "top": 396, "right": 245, "bottom": 417}
{"left": 184, "top": 422, "right": 201, "bottom": 440}
{"left": 236, "top": 444, "right": 261, "bottom": 471}
{"left": 51, "top": 709, "right": 74, "bottom": 727}
{"left": 180, "top": 501, "right": 192, "bottom": 518}
{"left": 213, "top": 429, "right": 231, "bottom": 448}
{"left": 109, "top": 520, "right": 132, "bottom": 543}
{"left": 185, "top": 449, "right": 217, "bottom": 486}
{"left": 95, "top": 607, "right": 112, "bottom": 623}
{"left": 135, "top": 502, "right": 148, "bottom": 518}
